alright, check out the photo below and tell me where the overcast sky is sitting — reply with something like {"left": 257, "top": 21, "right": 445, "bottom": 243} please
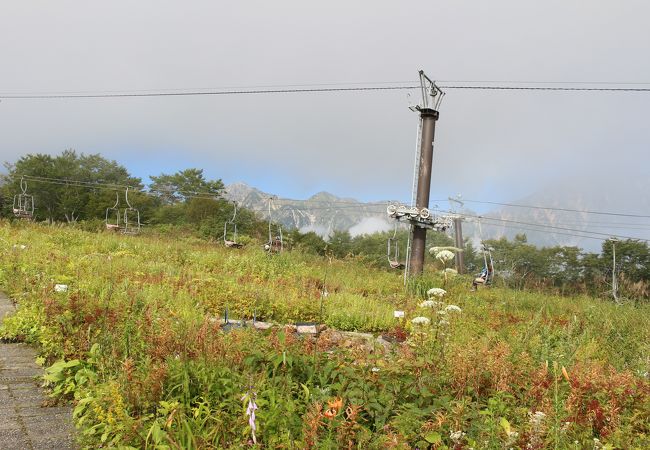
{"left": 1, "top": 1, "right": 649, "bottom": 209}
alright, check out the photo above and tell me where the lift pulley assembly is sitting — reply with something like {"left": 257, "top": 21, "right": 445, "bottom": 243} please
{"left": 386, "top": 203, "right": 452, "bottom": 232}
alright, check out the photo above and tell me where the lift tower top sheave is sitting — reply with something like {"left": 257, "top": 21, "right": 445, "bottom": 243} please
{"left": 406, "top": 71, "right": 445, "bottom": 276}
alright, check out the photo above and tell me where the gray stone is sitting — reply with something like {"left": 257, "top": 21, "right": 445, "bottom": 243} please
{"left": 296, "top": 324, "right": 318, "bottom": 334}
{"left": 252, "top": 321, "right": 274, "bottom": 330}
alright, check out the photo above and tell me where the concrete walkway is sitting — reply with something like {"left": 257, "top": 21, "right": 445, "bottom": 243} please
{"left": 0, "top": 292, "right": 76, "bottom": 450}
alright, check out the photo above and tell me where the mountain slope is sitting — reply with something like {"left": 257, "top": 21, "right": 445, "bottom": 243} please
{"left": 226, "top": 178, "right": 650, "bottom": 251}
{"left": 473, "top": 177, "right": 650, "bottom": 252}
{"left": 225, "top": 182, "right": 392, "bottom": 236}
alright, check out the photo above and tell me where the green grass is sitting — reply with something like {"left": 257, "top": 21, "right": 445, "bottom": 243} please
{"left": 1, "top": 221, "right": 649, "bottom": 449}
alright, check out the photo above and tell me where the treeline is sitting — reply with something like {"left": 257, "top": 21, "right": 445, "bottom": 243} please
{"left": 0, "top": 151, "right": 459, "bottom": 261}
{"left": 304, "top": 229, "right": 649, "bottom": 300}
{"left": 0, "top": 150, "right": 270, "bottom": 240}
{"left": 483, "top": 234, "right": 649, "bottom": 299}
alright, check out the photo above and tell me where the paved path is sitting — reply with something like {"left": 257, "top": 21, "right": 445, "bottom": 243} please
{"left": 0, "top": 292, "right": 76, "bottom": 450}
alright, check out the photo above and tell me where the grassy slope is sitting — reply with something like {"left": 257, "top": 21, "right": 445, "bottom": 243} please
{"left": 1, "top": 221, "right": 649, "bottom": 449}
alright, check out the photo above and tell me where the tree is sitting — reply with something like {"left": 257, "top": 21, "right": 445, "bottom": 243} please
{"left": 288, "top": 229, "right": 328, "bottom": 255}
{"left": 186, "top": 198, "right": 222, "bottom": 225}
{"left": 328, "top": 230, "right": 353, "bottom": 258}
{"left": 485, "top": 235, "right": 549, "bottom": 290}
{"left": 149, "top": 169, "right": 224, "bottom": 205}
{"left": 462, "top": 238, "right": 480, "bottom": 274}
{"left": 1, "top": 150, "right": 143, "bottom": 223}
{"left": 602, "top": 239, "right": 650, "bottom": 283}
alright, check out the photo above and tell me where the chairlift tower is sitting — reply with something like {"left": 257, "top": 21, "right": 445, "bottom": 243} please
{"left": 265, "top": 196, "right": 283, "bottom": 253}
{"left": 224, "top": 201, "right": 243, "bottom": 248}
{"left": 387, "top": 70, "right": 445, "bottom": 277}
{"left": 448, "top": 195, "right": 465, "bottom": 274}
{"left": 610, "top": 238, "right": 619, "bottom": 302}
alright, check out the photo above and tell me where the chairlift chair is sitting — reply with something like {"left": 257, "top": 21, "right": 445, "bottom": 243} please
{"left": 105, "top": 192, "right": 122, "bottom": 231}
{"left": 387, "top": 225, "right": 405, "bottom": 269}
{"left": 265, "top": 228, "right": 283, "bottom": 253}
{"left": 121, "top": 187, "right": 141, "bottom": 235}
{"left": 473, "top": 242, "right": 495, "bottom": 288}
{"left": 12, "top": 178, "right": 34, "bottom": 220}
{"left": 483, "top": 244, "right": 495, "bottom": 285}
{"left": 473, "top": 217, "right": 495, "bottom": 288}
{"left": 224, "top": 202, "right": 243, "bottom": 248}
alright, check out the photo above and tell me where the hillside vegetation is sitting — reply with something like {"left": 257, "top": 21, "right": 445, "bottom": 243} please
{"left": 1, "top": 221, "right": 649, "bottom": 449}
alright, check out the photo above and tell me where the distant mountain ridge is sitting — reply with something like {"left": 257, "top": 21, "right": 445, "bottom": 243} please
{"left": 468, "top": 176, "right": 650, "bottom": 252}
{"left": 225, "top": 179, "right": 650, "bottom": 251}
{"left": 225, "top": 182, "right": 393, "bottom": 236}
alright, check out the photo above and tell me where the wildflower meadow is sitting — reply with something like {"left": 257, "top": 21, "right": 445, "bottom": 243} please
{"left": 1, "top": 221, "right": 649, "bottom": 449}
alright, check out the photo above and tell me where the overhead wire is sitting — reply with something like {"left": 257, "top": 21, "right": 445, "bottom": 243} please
{"left": 0, "top": 86, "right": 420, "bottom": 100}
{"left": 438, "top": 79, "right": 650, "bottom": 86}
{"left": 3, "top": 82, "right": 650, "bottom": 100}
{"left": 441, "top": 85, "right": 650, "bottom": 92}
{"left": 12, "top": 174, "right": 395, "bottom": 206}
{"left": 478, "top": 222, "right": 615, "bottom": 242}
{"left": 460, "top": 199, "right": 650, "bottom": 219}
{"left": 4, "top": 77, "right": 649, "bottom": 244}
{"left": 456, "top": 217, "right": 645, "bottom": 243}
{"left": 512, "top": 222, "right": 650, "bottom": 231}
{"left": 453, "top": 211, "right": 649, "bottom": 243}
{"left": 0, "top": 80, "right": 418, "bottom": 96}
{"left": 10, "top": 174, "right": 648, "bottom": 221}
{"left": 5, "top": 175, "right": 394, "bottom": 215}
{"left": 9, "top": 175, "right": 233, "bottom": 203}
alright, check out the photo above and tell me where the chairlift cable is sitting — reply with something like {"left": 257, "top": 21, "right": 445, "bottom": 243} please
{"left": 15, "top": 174, "right": 400, "bottom": 207}
{"left": 461, "top": 199, "right": 650, "bottom": 219}
{"left": 489, "top": 222, "right": 626, "bottom": 242}
{"left": 13, "top": 174, "right": 649, "bottom": 219}
{"left": 458, "top": 212, "right": 650, "bottom": 243}
{"left": 6, "top": 173, "right": 650, "bottom": 242}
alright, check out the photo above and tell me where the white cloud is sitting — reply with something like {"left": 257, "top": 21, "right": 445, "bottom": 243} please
{"left": 348, "top": 217, "right": 392, "bottom": 237}
{"left": 1, "top": 1, "right": 648, "bottom": 204}
{"left": 298, "top": 224, "right": 330, "bottom": 238}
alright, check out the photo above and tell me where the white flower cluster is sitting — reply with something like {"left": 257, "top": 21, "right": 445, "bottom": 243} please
{"left": 527, "top": 411, "right": 546, "bottom": 449}
{"left": 419, "top": 300, "right": 441, "bottom": 309}
{"left": 450, "top": 430, "right": 465, "bottom": 443}
{"left": 54, "top": 284, "right": 68, "bottom": 293}
{"left": 445, "top": 304, "right": 462, "bottom": 313}
{"left": 436, "top": 250, "right": 455, "bottom": 263}
{"left": 427, "top": 288, "right": 447, "bottom": 298}
{"left": 505, "top": 430, "right": 519, "bottom": 446}
{"left": 411, "top": 316, "right": 431, "bottom": 326}
{"left": 411, "top": 287, "right": 462, "bottom": 330}
{"left": 429, "top": 246, "right": 462, "bottom": 254}
{"left": 528, "top": 411, "right": 546, "bottom": 428}
{"left": 426, "top": 289, "right": 461, "bottom": 314}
